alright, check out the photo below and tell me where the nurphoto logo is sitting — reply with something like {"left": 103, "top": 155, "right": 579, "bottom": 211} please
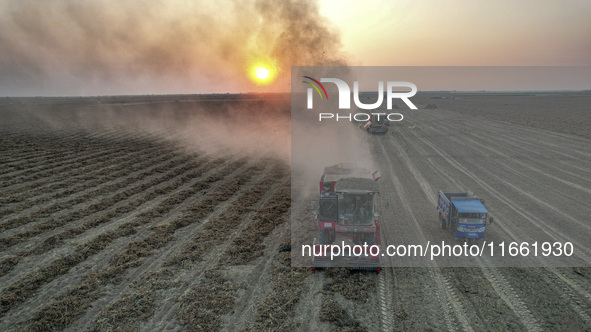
{"left": 303, "top": 76, "right": 418, "bottom": 110}
{"left": 303, "top": 76, "right": 416, "bottom": 122}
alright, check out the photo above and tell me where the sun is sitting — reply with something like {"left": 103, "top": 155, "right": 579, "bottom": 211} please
{"left": 255, "top": 67, "right": 270, "bottom": 80}
{"left": 248, "top": 62, "right": 276, "bottom": 86}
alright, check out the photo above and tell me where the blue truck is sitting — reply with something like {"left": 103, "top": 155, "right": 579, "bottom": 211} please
{"left": 437, "top": 191, "right": 494, "bottom": 244}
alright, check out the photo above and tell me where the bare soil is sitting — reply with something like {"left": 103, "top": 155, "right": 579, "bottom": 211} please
{"left": 0, "top": 93, "right": 589, "bottom": 331}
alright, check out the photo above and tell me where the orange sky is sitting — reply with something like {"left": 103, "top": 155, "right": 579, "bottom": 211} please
{"left": 320, "top": 0, "right": 591, "bottom": 66}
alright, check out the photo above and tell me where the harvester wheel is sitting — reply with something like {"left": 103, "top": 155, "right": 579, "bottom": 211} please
{"left": 318, "top": 229, "right": 331, "bottom": 244}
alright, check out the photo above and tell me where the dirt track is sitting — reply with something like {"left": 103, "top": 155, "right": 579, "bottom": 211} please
{"left": 0, "top": 94, "right": 590, "bottom": 331}
{"left": 369, "top": 93, "right": 591, "bottom": 331}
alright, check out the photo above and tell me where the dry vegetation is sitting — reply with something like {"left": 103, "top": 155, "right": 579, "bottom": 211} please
{"left": 1, "top": 93, "right": 590, "bottom": 331}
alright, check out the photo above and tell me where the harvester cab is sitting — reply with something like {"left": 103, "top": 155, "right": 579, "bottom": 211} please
{"left": 312, "top": 163, "right": 381, "bottom": 272}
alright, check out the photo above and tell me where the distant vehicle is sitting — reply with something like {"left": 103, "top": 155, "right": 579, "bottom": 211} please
{"left": 361, "top": 113, "right": 389, "bottom": 134}
{"left": 311, "top": 163, "right": 381, "bottom": 272}
{"left": 437, "top": 191, "right": 494, "bottom": 244}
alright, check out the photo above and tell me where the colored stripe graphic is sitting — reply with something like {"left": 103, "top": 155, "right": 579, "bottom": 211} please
{"left": 302, "top": 76, "right": 328, "bottom": 99}
{"left": 303, "top": 81, "right": 323, "bottom": 99}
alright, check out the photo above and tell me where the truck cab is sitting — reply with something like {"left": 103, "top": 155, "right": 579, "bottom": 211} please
{"left": 437, "top": 191, "right": 493, "bottom": 244}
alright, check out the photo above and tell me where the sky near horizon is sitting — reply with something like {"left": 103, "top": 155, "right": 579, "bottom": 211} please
{"left": 319, "top": 0, "right": 591, "bottom": 66}
{"left": 0, "top": 0, "right": 589, "bottom": 96}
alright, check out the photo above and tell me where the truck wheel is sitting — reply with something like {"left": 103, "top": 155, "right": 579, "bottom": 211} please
{"left": 440, "top": 215, "right": 447, "bottom": 230}
{"left": 364, "top": 233, "right": 377, "bottom": 246}
{"left": 318, "top": 229, "right": 331, "bottom": 244}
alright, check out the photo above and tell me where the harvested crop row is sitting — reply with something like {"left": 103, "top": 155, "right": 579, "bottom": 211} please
{"left": 498, "top": 267, "right": 591, "bottom": 331}
{"left": 0, "top": 130, "right": 150, "bottom": 170}
{"left": 0, "top": 151, "right": 54, "bottom": 169}
{"left": 0, "top": 138, "right": 68, "bottom": 166}
{"left": 0, "top": 134, "right": 97, "bottom": 175}
{"left": 0, "top": 158, "right": 241, "bottom": 321}
{"left": 0, "top": 138, "right": 163, "bottom": 199}
{"left": 0, "top": 150, "right": 68, "bottom": 174}
{"left": 176, "top": 271, "right": 239, "bottom": 331}
{"left": 0, "top": 223, "right": 137, "bottom": 318}
{"left": 0, "top": 147, "right": 141, "bottom": 207}
{"left": 319, "top": 298, "right": 366, "bottom": 332}
{"left": 0, "top": 151, "right": 135, "bottom": 202}
{"left": 95, "top": 164, "right": 276, "bottom": 331}
{"left": 0, "top": 132, "right": 122, "bottom": 169}
{"left": 176, "top": 172, "right": 292, "bottom": 331}
{"left": 245, "top": 243, "right": 312, "bottom": 331}
{"left": 0, "top": 145, "right": 167, "bottom": 217}
{"left": 0, "top": 153, "right": 192, "bottom": 238}
{"left": 441, "top": 267, "right": 524, "bottom": 331}
{"left": 0, "top": 134, "right": 159, "bottom": 186}
{"left": 23, "top": 160, "right": 256, "bottom": 331}
{"left": 165, "top": 162, "right": 286, "bottom": 268}
{"left": 1, "top": 148, "right": 125, "bottom": 186}
{"left": 313, "top": 270, "right": 375, "bottom": 331}
{"left": 0, "top": 138, "right": 78, "bottom": 165}
{"left": 110, "top": 161, "right": 255, "bottom": 268}
{"left": 0, "top": 149, "right": 170, "bottom": 212}
{"left": 91, "top": 162, "right": 284, "bottom": 331}
{"left": 323, "top": 268, "right": 376, "bottom": 304}
{"left": 0, "top": 137, "right": 162, "bottom": 195}
{"left": 0, "top": 156, "right": 223, "bottom": 278}
{"left": 26, "top": 158, "right": 220, "bottom": 255}
{"left": 220, "top": 180, "right": 290, "bottom": 266}
{"left": 0, "top": 156, "right": 202, "bottom": 275}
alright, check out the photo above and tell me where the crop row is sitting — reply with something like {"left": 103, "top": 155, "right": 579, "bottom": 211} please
{"left": 0, "top": 156, "right": 221, "bottom": 279}
{"left": 179, "top": 171, "right": 291, "bottom": 331}
{"left": 220, "top": 180, "right": 291, "bottom": 266}
{"left": 22, "top": 160, "right": 253, "bottom": 330}
{"left": 0, "top": 157, "right": 239, "bottom": 322}
{"left": 0, "top": 136, "right": 162, "bottom": 191}
{"left": 0, "top": 133, "right": 161, "bottom": 185}
{"left": 95, "top": 162, "right": 285, "bottom": 330}
{"left": 0, "top": 130, "right": 152, "bottom": 169}
{"left": 0, "top": 135, "right": 147, "bottom": 185}
{"left": 0, "top": 145, "right": 167, "bottom": 218}
{"left": 0, "top": 132, "right": 92, "bottom": 170}
{"left": 0, "top": 153, "right": 192, "bottom": 238}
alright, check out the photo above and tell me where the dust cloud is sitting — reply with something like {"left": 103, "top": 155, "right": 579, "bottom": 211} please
{"left": 0, "top": 0, "right": 347, "bottom": 96}
{"left": 0, "top": 0, "right": 353, "bottom": 163}
{"left": 291, "top": 105, "right": 379, "bottom": 199}
{"left": 1, "top": 97, "right": 291, "bottom": 162}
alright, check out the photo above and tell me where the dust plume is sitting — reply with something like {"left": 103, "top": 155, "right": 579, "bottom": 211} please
{"left": 0, "top": 0, "right": 347, "bottom": 96}
{"left": 0, "top": 96, "right": 291, "bottom": 162}
{"left": 0, "top": 0, "right": 352, "bottom": 162}
{"left": 291, "top": 107, "right": 379, "bottom": 199}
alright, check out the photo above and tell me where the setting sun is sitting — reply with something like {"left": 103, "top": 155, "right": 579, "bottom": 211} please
{"left": 248, "top": 63, "right": 277, "bottom": 86}
{"left": 255, "top": 67, "right": 269, "bottom": 80}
